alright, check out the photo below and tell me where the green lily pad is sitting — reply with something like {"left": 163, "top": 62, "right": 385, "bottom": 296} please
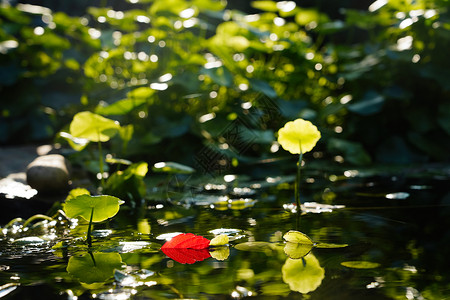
{"left": 67, "top": 252, "right": 123, "bottom": 284}
{"left": 283, "top": 230, "right": 314, "bottom": 245}
{"left": 341, "top": 261, "right": 380, "bottom": 269}
{"left": 63, "top": 194, "right": 124, "bottom": 222}
{"left": 69, "top": 111, "right": 121, "bottom": 142}
{"left": 234, "top": 242, "right": 276, "bottom": 253}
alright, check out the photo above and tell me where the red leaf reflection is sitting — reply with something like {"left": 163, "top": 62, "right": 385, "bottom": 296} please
{"left": 161, "top": 248, "right": 211, "bottom": 264}
{"left": 161, "top": 233, "right": 210, "bottom": 250}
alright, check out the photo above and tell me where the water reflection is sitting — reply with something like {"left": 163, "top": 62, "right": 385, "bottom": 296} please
{"left": 282, "top": 253, "right": 325, "bottom": 294}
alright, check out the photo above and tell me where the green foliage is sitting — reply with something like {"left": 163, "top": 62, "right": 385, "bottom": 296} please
{"left": 63, "top": 194, "right": 124, "bottom": 222}
{"left": 1, "top": 0, "right": 449, "bottom": 167}
{"left": 69, "top": 112, "right": 121, "bottom": 143}
{"left": 104, "top": 162, "right": 148, "bottom": 201}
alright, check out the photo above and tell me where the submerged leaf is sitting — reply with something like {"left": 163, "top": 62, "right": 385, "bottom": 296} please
{"left": 161, "top": 233, "right": 210, "bottom": 250}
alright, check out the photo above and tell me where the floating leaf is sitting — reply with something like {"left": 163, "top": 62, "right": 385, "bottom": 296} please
{"left": 234, "top": 242, "right": 276, "bottom": 253}
{"left": 284, "top": 242, "right": 313, "bottom": 259}
{"left": 341, "top": 261, "right": 380, "bottom": 269}
{"left": 69, "top": 111, "right": 121, "bottom": 142}
{"left": 315, "top": 243, "right": 348, "bottom": 249}
{"left": 161, "top": 233, "right": 210, "bottom": 250}
{"left": 283, "top": 231, "right": 314, "bottom": 245}
{"left": 282, "top": 254, "right": 325, "bottom": 294}
{"left": 210, "top": 234, "right": 229, "bottom": 246}
{"left": 161, "top": 248, "right": 210, "bottom": 264}
{"left": 63, "top": 194, "right": 124, "bottom": 222}
{"left": 67, "top": 252, "right": 123, "bottom": 284}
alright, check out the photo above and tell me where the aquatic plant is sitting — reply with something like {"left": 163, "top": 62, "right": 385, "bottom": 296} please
{"left": 63, "top": 188, "right": 124, "bottom": 247}
{"left": 277, "top": 118, "right": 321, "bottom": 207}
{"left": 65, "top": 111, "right": 122, "bottom": 187}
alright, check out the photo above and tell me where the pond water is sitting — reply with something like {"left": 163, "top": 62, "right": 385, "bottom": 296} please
{"left": 1, "top": 166, "right": 449, "bottom": 299}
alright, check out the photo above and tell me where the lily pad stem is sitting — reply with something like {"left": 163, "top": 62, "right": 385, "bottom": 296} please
{"left": 87, "top": 207, "right": 94, "bottom": 248}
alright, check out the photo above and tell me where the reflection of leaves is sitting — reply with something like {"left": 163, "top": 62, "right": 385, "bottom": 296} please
{"left": 282, "top": 253, "right": 325, "bottom": 294}
{"left": 67, "top": 252, "right": 123, "bottom": 284}
{"left": 341, "top": 261, "right": 380, "bottom": 269}
{"left": 161, "top": 248, "right": 211, "bottom": 264}
{"left": 210, "top": 247, "right": 230, "bottom": 261}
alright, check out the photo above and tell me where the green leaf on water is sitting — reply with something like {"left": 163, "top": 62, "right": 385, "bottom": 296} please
{"left": 341, "top": 261, "right": 380, "bottom": 269}
{"left": 69, "top": 111, "right": 121, "bottom": 142}
{"left": 67, "top": 252, "right": 123, "bottom": 284}
{"left": 234, "top": 242, "right": 276, "bottom": 253}
{"left": 63, "top": 194, "right": 124, "bottom": 222}
{"left": 283, "top": 230, "right": 314, "bottom": 244}
{"left": 315, "top": 243, "right": 349, "bottom": 249}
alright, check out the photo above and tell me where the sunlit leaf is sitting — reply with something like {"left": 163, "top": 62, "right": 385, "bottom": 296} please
{"left": 66, "top": 188, "right": 91, "bottom": 202}
{"left": 341, "top": 261, "right": 380, "bottom": 269}
{"left": 67, "top": 252, "right": 123, "bottom": 284}
{"left": 210, "top": 234, "right": 229, "bottom": 246}
{"left": 95, "top": 98, "right": 147, "bottom": 116}
{"left": 63, "top": 194, "right": 124, "bottom": 222}
{"left": 283, "top": 230, "right": 314, "bottom": 244}
{"left": 69, "top": 111, "right": 121, "bottom": 142}
{"left": 282, "top": 254, "right": 325, "bottom": 294}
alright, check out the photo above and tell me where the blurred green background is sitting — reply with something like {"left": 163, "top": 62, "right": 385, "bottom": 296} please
{"left": 1, "top": 0, "right": 449, "bottom": 169}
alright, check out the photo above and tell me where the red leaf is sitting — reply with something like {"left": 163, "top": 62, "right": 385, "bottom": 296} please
{"left": 161, "top": 233, "right": 210, "bottom": 250}
{"left": 161, "top": 248, "right": 211, "bottom": 264}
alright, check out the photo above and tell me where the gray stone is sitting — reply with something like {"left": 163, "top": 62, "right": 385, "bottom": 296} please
{"left": 26, "top": 154, "right": 71, "bottom": 194}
